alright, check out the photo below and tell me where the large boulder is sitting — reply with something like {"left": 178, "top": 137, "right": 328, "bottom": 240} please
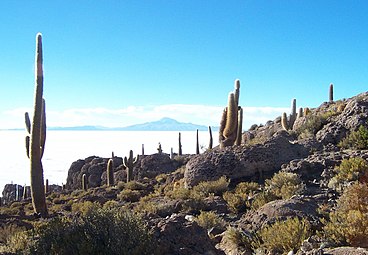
{"left": 184, "top": 132, "right": 309, "bottom": 187}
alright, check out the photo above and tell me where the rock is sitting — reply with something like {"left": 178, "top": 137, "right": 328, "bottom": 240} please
{"left": 237, "top": 198, "right": 320, "bottom": 232}
{"left": 184, "top": 132, "right": 309, "bottom": 187}
{"left": 137, "top": 153, "right": 182, "bottom": 179}
{"left": 323, "top": 247, "right": 368, "bottom": 255}
{"left": 152, "top": 214, "right": 224, "bottom": 255}
{"left": 1, "top": 184, "right": 23, "bottom": 205}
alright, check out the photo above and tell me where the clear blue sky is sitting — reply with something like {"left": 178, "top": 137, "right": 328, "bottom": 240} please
{"left": 0, "top": 1, "right": 367, "bottom": 129}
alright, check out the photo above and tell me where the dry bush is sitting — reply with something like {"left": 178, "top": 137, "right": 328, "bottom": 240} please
{"left": 265, "top": 172, "right": 305, "bottom": 199}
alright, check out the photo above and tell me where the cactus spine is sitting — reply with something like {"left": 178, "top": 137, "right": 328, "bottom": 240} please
{"left": 123, "top": 150, "right": 139, "bottom": 182}
{"left": 82, "top": 174, "right": 87, "bottom": 191}
{"left": 219, "top": 92, "right": 238, "bottom": 148}
{"left": 24, "top": 33, "right": 47, "bottom": 217}
{"left": 178, "top": 132, "right": 182, "bottom": 156}
{"left": 329, "top": 83, "right": 334, "bottom": 102}
{"left": 107, "top": 159, "right": 114, "bottom": 186}
{"left": 208, "top": 126, "right": 213, "bottom": 149}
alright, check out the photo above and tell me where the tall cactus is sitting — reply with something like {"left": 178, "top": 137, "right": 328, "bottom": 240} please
{"left": 24, "top": 33, "right": 48, "bottom": 217}
{"left": 235, "top": 107, "right": 243, "bottom": 146}
{"left": 178, "top": 132, "right": 182, "bottom": 156}
{"left": 219, "top": 92, "right": 238, "bottom": 148}
{"left": 82, "top": 174, "right": 88, "bottom": 191}
{"left": 234, "top": 79, "right": 240, "bottom": 107}
{"left": 281, "top": 98, "right": 297, "bottom": 131}
{"left": 123, "top": 150, "right": 139, "bottom": 182}
{"left": 208, "top": 126, "right": 213, "bottom": 149}
{"left": 107, "top": 159, "right": 114, "bottom": 186}
{"left": 329, "top": 83, "right": 334, "bottom": 102}
{"left": 196, "top": 129, "right": 200, "bottom": 154}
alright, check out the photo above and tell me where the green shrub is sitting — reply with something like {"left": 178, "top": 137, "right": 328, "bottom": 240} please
{"left": 255, "top": 217, "right": 311, "bottom": 254}
{"left": 192, "top": 176, "right": 229, "bottom": 196}
{"left": 195, "top": 211, "right": 224, "bottom": 231}
{"left": 265, "top": 172, "right": 305, "bottom": 199}
{"left": 3, "top": 206, "right": 156, "bottom": 255}
{"left": 295, "top": 114, "right": 325, "bottom": 138}
{"left": 323, "top": 182, "right": 368, "bottom": 248}
{"left": 221, "top": 226, "right": 253, "bottom": 251}
{"left": 118, "top": 189, "right": 142, "bottom": 202}
{"left": 338, "top": 125, "right": 368, "bottom": 150}
{"left": 71, "top": 201, "right": 100, "bottom": 216}
{"left": 328, "top": 157, "right": 368, "bottom": 190}
{"left": 250, "top": 190, "right": 278, "bottom": 210}
{"left": 223, "top": 182, "right": 259, "bottom": 213}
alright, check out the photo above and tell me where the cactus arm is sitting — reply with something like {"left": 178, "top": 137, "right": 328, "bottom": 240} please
{"left": 40, "top": 98, "right": 46, "bottom": 158}
{"left": 281, "top": 112, "right": 289, "bottom": 131}
{"left": 236, "top": 107, "right": 243, "bottom": 146}
{"left": 208, "top": 126, "right": 213, "bottom": 150}
{"left": 234, "top": 79, "right": 240, "bottom": 107}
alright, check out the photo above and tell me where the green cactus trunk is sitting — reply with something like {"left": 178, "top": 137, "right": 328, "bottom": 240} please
{"left": 196, "top": 129, "right": 200, "bottom": 154}
{"left": 208, "top": 126, "right": 213, "bottom": 149}
{"left": 219, "top": 93, "right": 238, "bottom": 148}
{"left": 329, "top": 83, "right": 334, "bottom": 102}
{"left": 28, "top": 33, "right": 48, "bottom": 217}
{"left": 107, "top": 159, "right": 114, "bottom": 186}
{"left": 124, "top": 150, "right": 139, "bottom": 182}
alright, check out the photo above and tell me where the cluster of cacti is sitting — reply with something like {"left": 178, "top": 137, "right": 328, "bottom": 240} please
{"left": 208, "top": 126, "right": 213, "bottom": 149}
{"left": 196, "top": 129, "right": 200, "bottom": 154}
{"left": 107, "top": 159, "right": 114, "bottom": 186}
{"left": 178, "top": 132, "right": 182, "bottom": 156}
{"left": 281, "top": 98, "right": 297, "bottom": 131}
{"left": 219, "top": 79, "right": 243, "bottom": 148}
{"left": 123, "top": 150, "right": 139, "bottom": 182}
{"left": 24, "top": 33, "right": 48, "bottom": 217}
{"left": 329, "top": 83, "right": 334, "bottom": 102}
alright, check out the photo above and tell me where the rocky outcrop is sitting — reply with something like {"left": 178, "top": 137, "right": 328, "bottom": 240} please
{"left": 1, "top": 184, "right": 23, "bottom": 205}
{"left": 184, "top": 131, "right": 309, "bottom": 187}
{"left": 152, "top": 213, "right": 224, "bottom": 255}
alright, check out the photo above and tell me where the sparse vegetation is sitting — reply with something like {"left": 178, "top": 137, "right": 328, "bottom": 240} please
{"left": 265, "top": 172, "right": 305, "bottom": 199}
{"left": 338, "top": 125, "right": 368, "bottom": 150}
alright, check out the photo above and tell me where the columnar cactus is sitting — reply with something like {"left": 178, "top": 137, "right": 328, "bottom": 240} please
{"left": 196, "top": 129, "right": 200, "bottom": 154}
{"left": 329, "top": 83, "right": 334, "bottom": 102}
{"left": 281, "top": 98, "right": 297, "bottom": 131}
{"left": 219, "top": 92, "right": 238, "bottom": 148}
{"left": 82, "top": 174, "right": 87, "bottom": 191}
{"left": 24, "top": 33, "right": 48, "bottom": 217}
{"left": 123, "top": 150, "right": 139, "bottom": 182}
{"left": 234, "top": 79, "right": 240, "bottom": 107}
{"left": 157, "top": 143, "right": 163, "bottom": 154}
{"left": 170, "top": 147, "right": 174, "bottom": 159}
{"left": 107, "top": 159, "right": 114, "bottom": 186}
{"left": 208, "top": 126, "right": 213, "bottom": 149}
{"left": 303, "top": 107, "right": 311, "bottom": 116}
{"left": 141, "top": 144, "right": 145, "bottom": 156}
{"left": 178, "top": 132, "right": 182, "bottom": 156}
{"left": 298, "top": 107, "right": 303, "bottom": 119}
{"left": 236, "top": 107, "right": 243, "bottom": 146}
{"left": 45, "top": 179, "right": 49, "bottom": 193}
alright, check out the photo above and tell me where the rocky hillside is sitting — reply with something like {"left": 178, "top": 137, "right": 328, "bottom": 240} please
{"left": 1, "top": 91, "right": 368, "bottom": 254}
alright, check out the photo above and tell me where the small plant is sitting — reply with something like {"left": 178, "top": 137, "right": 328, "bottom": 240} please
{"left": 265, "top": 172, "right": 305, "bottom": 199}
{"left": 118, "top": 189, "right": 142, "bottom": 202}
{"left": 222, "top": 226, "right": 253, "bottom": 251}
{"left": 250, "top": 190, "right": 278, "bottom": 210}
{"left": 0, "top": 224, "right": 26, "bottom": 245}
{"left": 338, "top": 125, "right": 368, "bottom": 150}
{"left": 255, "top": 217, "right": 311, "bottom": 254}
{"left": 328, "top": 157, "right": 368, "bottom": 190}
{"left": 194, "top": 211, "right": 225, "bottom": 231}
{"left": 323, "top": 182, "right": 368, "bottom": 248}
{"left": 295, "top": 114, "right": 325, "bottom": 138}
{"left": 192, "top": 176, "right": 229, "bottom": 196}
{"left": 223, "top": 182, "right": 259, "bottom": 213}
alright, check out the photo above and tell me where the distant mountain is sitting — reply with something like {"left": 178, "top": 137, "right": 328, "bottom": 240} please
{"left": 3, "top": 118, "right": 217, "bottom": 131}
{"left": 119, "top": 117, "right": 213, "bottom": 131}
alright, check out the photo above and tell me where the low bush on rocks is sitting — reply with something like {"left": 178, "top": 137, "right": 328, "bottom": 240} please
{"left": 323, "top": 182, "right": 368, "bottom": 248}
{"left": 192, "top": 176, "right": 229, "bottom": 196}
{"left": 223, "top": 182, "right": 259, "bottom": 213}
{"left": 265, "top": 172, "right": 305, "bottom": 200}
{"left": 338, "top": 125, "right": 368, "bottom": 150}
{"left": 194, "top": 210, "right": 225, "bottom": 231}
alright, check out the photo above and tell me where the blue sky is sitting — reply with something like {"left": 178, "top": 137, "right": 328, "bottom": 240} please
{"left": 1, "top": 1, "right": 367, "bottom": 129}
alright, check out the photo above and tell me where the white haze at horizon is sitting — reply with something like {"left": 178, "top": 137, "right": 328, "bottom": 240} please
{"left": 0, "top": 130, "right": 215, "bottom": 192}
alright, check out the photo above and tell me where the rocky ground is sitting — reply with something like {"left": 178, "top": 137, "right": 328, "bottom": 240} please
{"left": 1, "top": 91, "right": 368, "bottom": 254}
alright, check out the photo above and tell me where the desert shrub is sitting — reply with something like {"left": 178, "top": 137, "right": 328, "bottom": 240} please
{"left": 194, "top": 211, "right": 225, "bottom": 230}
{"left": 71, "top": 201, "right": 100, "bottom": 216}
{"left": 295, "top": 114, "right": 325, "bottom": 138}
{"left": 265, "top": 172, "right": 305, "bottom": 199}
{"left": 323, "top": 182, "right": 368, "bottom": 247}
{"left": 222, "top": 226, "right": 253, "bottom": 251}
{"left": 223, "top": 182, "right": 259, "bottom": 213}
{"left": 328, "top": 157, "right": 368, "bottom": 190}
{"left": 124, "top": 181, "right": 147, "bottom": 191}
{"left": 0, "top": 224, "right": 26, "bottom": 245}
{"left": 255, "top": 217, "right": 311, "bottom": 254}
{"left": 3, "top": 207, "right": 155, "bottom": 255}
{"left": 338, "top": 125, "right": 368, "bottom": 150}
{"left": 192, "top": 176, "right": 229, "bottom": 196}
{"left": 250, "top": 190, "right": 278, "bottom": 210}
{"left": 155, "top": 173, "right": 168, "bottom": 183}
{"left": 118, "top": 189, "right": 142, "bottom": 202}
{"left": 103, "top": 200, "right": 119, "bottom": 210}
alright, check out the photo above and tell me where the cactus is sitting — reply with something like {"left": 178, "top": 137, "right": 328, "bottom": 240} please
{"left": 281, "top": 99, "right": 297, "bottom": 131}
{"left": 329, "top": 83, "right": 334, "bottom": 102}
{"left": 123, "top": 150, "right": 139, "bottom": 182}
{"left": 157, "top": 143, "right": 163, "bottom": 154}
{"left": 170, "top": 147, "right": 174, "bottom": 159}
{"left": 196, "top": 129, "right": 200, "bottom": 154}
{"left": 141, "top": 144, "right": 145, "bottom": 156}
{"left": 107, "top": 159, "right": 114, "bottom": 186}
{"left": 234, "top": 79, "right": 240, "bottom": 107}
{"left": 45, "top": 179, "right": 49, "bottom": 193}
{"left": 24, "top": 33, "right": 48, "bottom": 217}
{"left": 298, "top": 107, "right": 303, "bottom": 119}
{"left": 219, "top": 93, "right": 238, "bottom": 148}
{"left": 82, "top": 174, "right": 87, "bottom": 191}
{"left": 208, "top": 126, "right": 213, "bottom": 149}
{"left": 178, "top": 132, "right": 182, "bottom": 156}
{"left": 236, "top": 107, "right": 243, "bottom": 146}
{"left": 303, "top": 107, "right": 311, "bottom": 116}
{"left": 111, "top": 151, "right": 115, "bottom": 158}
